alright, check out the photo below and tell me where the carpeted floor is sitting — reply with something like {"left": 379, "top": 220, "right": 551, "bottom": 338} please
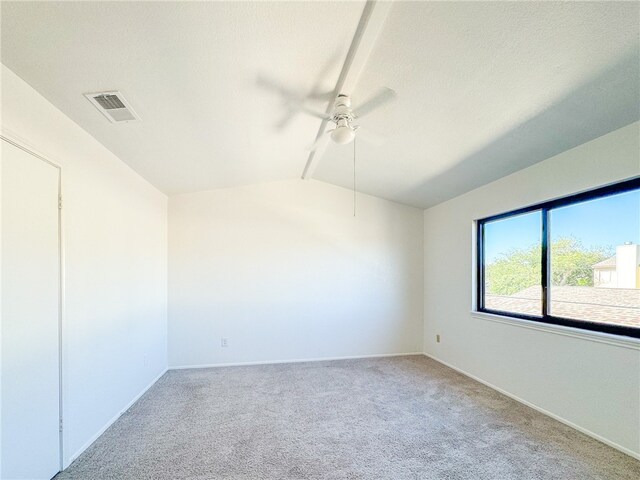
{"left": 55, "top": 355, "right": 640, "bottom": 479}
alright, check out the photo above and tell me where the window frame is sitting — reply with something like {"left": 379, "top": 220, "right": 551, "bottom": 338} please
{"left": 476, "top": 176, "right": 640, "bottom": 339}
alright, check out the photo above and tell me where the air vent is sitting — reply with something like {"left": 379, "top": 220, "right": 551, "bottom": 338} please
{"left": 84, "top": 91, "right": 140, "bottom": 123}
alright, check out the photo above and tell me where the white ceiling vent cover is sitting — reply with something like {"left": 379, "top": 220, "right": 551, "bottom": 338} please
{"left": 84, "top": 91, "right": 140, "bottom": 123}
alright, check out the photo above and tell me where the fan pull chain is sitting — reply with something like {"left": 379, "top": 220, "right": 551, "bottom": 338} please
{"left": 353, "top": 137, "right": 357, "bottom": 217}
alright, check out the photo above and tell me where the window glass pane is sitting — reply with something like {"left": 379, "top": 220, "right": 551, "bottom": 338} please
{"left": 549, "top": 189, "right": 640, "bottom": 329}
{"left": 483, "top": 210, "right": 542, "bottom": 316}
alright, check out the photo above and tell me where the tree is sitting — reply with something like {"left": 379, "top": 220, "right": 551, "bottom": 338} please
{"left": 486, "top": 237, "right": 610, "bottom": 296}
{"left": 486, "top": 244, "right": 540, "bottom": 296}
{"left": 550, "top": 238, "right": 611, "bottom": 287}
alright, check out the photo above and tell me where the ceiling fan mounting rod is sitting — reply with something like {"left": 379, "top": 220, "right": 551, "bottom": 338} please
{"left": 331, "top": 95, "right": 355, "bottom": 123}
{"left": 332, "top": 114, "right": 355, "bottom": 127}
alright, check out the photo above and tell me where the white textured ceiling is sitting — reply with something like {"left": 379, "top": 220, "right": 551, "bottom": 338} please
{"left": 2, "top": 1, "right": 639, "bottom": 208}
{"left": 0, "top": 1, "right": 363, "bottom": 193}
{"left": 314, "top": 1, "right": 640, "bottom": 206}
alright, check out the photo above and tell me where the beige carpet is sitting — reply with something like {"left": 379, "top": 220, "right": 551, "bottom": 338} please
{"left": 55, "top": 356, "right": 640, "bottom": 479}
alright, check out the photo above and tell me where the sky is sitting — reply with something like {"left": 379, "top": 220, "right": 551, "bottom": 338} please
{"left": 484, "top": 189, "right": 640, "bottom": 264}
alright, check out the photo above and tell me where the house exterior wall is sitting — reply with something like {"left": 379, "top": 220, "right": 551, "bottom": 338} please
{"left": 616, "top": 244, "right": 640, "bottom": 289}
{"left": 594, "top": 267, "right": 617, "bottom": 288}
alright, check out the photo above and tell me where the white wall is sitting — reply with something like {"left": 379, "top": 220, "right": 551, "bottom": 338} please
{"left": 169, "top": 180, "right": 423, "bottom": 367}
{"left": 423, "top": 122, "right": 640, "bottom": 457}
{"left": 1, "top": 65, "right": 168, "bottom": 467}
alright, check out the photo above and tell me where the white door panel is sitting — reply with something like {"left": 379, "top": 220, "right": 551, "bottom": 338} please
{"left": 1, "top": 139, "right": 61, "bottom": 480}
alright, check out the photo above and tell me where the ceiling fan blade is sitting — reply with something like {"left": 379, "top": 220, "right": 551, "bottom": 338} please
{"left": 307, "top": 130, "right": 332, "bottom": 152}
{"left": 257, "top": 74, "right": 332, "bottom": 112}
{"left": 307, "top": 91, "right": 335, "bottom": 102}
{"left": 256, "top": 74, "right": 300, "bottom": 102}
{"left": 257, "top": 72, "right": 335, "bottom": 124}
{"left": 300, "top": 104, "right": 332, "bottom": 121}
{"left": 275, "top": 110, "right": 296, "bottom": 131}
{"left": 354, "top": 87, "right": 397, "bottom": 118}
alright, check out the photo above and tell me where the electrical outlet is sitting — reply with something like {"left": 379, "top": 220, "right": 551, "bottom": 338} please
{"left": 221, "top": 337, "right": 229, "bottom": 348}
{"left": 436, "top": 334, "right": 441, "bottom": 343}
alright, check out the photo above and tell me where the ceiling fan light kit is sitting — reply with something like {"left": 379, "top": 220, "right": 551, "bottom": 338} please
{"left": 303, "top": 88, "right": 396, "bottom": 151}
{"left": 329, "top": 94, "right": 357, "bottom": 144}
{"left": 331, "top": 119, "right": 357, "bottom": 144}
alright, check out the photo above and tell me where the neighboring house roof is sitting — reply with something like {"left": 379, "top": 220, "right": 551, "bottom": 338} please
{"left": 592, "top": 256, "right": 616, "bottom": 269}
{"left": 485, "top": 285, "right": 640, "bottom": 328}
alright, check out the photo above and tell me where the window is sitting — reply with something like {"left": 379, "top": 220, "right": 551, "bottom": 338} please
{"left": 477, "top": 177, "right": 640, "bottom": 338}
{"left": 482, "top": 211, "right": 542, "bottom": 316}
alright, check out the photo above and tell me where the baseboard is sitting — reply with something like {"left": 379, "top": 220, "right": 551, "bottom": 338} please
{"left": 63, "top": 367, "right": 168, "bottom": 468}
{"left": 169, "top": 352, "right": 423, "bottom": 370}
{"left": 423, "top": 353, "right": 640, "bottom": 461}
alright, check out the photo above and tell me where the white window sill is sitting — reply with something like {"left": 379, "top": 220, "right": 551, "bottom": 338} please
{"left": 471, "top": 311, "right": 640, "bottom": 350}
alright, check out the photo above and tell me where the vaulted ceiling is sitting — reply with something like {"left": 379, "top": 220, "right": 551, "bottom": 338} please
{"left": 2, "top": 1, "right": 638, "bottom": 208}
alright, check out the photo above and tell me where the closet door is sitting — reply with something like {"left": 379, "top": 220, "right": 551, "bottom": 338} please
{"left": 1, "top": 138, "right": 61, "bottom": 479}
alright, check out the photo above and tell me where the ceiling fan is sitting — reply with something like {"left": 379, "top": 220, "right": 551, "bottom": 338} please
{"left": 305, "top": 87, "right": 397, "bottom": 151}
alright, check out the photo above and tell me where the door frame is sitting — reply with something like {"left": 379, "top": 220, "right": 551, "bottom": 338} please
{"left": 1, "top": 130, "right": 65, "bottom": 473}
